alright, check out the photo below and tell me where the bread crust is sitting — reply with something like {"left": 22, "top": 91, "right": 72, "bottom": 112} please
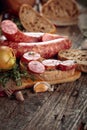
{"left": 47, "top": 71, "right": 81, "bottom": 84}
{"left": 58, "top": 49, "right": 87, "bottom": 72}
{"left": 19, "top": 4, "right": 56, "bottom": 33}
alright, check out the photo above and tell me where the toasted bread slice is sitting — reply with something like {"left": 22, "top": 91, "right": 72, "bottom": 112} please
{"left": 16, "top": 70, "right": 81, "bottom": 90}
{"left": 0, "top": 70, "right": 81, "bottom": 91}
{"left": 19, "top": 4, "right": 56, "bottom": 33}
{"left": 46, "top": 71, "right": 81, "bottom": 84}
{"left": 41, "top": 0, "right": 79, "bottom": 26}
{"left": 40, "top": 69, "right": 81, "bottom": 84}
{"left": 58, "top": 49, "right": 87, "bottom": 73}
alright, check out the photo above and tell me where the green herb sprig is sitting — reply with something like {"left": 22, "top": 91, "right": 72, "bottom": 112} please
{"left": 0, "top": 63, "right": 34, "bottom": 88}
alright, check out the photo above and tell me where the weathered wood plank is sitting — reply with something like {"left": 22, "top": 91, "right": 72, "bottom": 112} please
{"left": 22, "top": 74, "right": 87, "bottom": 130}
{"left": 0, "top": 91, "right": 52, "bottom": 130}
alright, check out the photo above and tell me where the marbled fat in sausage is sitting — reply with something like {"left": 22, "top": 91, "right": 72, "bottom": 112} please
{"left": 28, "top": 61, "right": 45, "bottom": 74}
{"left": 58, "top": 60, "right": 76, "bottom": 71}
{"left": 42, "top": 59, "right": 60, "bottom": 70}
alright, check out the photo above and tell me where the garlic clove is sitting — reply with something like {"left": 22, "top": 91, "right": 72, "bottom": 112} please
{"left": 15, "top": 91, "right": 24, "bottom": 102}
{"left": 34, "top": 82, "right": 53, "bottom": 93}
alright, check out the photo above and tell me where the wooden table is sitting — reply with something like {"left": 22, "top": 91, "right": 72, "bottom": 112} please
{"left": 0, "top": 21, "right": 87, "bottom": 130}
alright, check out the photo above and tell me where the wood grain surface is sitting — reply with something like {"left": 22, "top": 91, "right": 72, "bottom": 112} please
{"left": 0, "top": 23, "right": 87, "bottom": 130}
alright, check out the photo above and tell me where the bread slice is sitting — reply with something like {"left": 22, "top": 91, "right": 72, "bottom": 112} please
{"left": 46, "top": 71, "right": 81, "bottom": 84}
{"left": 19, "top": 4, "right": 56, "bottom": 33}
{"left": 58, "top": 49, "right": 87, "bottom": 73}
{"left": 16, "top": 71, "right": 81, "bottom": 89}
{"left": 40, "top": 69, "right": 81, "bottom": 83}
{"left": 41, "top": 0, "right": 79, "bottom": 26}
{"left": 0, "top": 70, "right": 81, "bottom": 91}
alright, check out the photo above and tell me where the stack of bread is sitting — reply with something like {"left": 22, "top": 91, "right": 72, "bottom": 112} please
{"left": 18, "top": 0, "right": 79, "bottom": 33}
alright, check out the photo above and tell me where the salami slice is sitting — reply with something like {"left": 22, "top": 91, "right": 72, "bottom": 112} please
{"left": 21, "top": 51, "right": 41, "bottom": 63}
{"left": 28, "top": 61, "right": 45, "bottom": 74}
{"left": 42, "top": 59, "right": 60, "bottom": 70}
{"left": 58, "top": 60, "right": 76, "bottom": 71}
{"left": 1, "top": 20, "right": 40, "bottom": 42}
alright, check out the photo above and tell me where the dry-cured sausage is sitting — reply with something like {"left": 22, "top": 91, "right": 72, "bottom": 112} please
{"left": 1, "top": 20, "right": 40, "bottom": 42}
{"left": 28, "top": 60, "right": 45, "bottom": 74}
{"left": 42, "top": 59, "right": 60, "bottom": 70}
{"left": 21, "top": 51, "right": 41, "bottom": 63}
{"left": 0, "top": 37, "right": 72, "bottom": 58}
{"left": 58, "top": 60, "right": 76, "bottom": 71}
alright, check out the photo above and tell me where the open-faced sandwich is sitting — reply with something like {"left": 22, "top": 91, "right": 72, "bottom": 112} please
{"left": 20, "top": 51, "right": 81, "bottom": 85}
{"left": 58, "top": 49, "right": 87, "bottom": 73}
{"left": 0, "top": 20, "right": 81, "bottom": 98}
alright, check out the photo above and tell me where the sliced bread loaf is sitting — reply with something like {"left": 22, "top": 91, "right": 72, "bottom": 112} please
{"left": 41, "top": 0, "right": 79, "bottom": 26}
{"left": 58, "top": 49, "right": 87, "bottom": 73}
{"left": 19, "top": 4, "right": 56, "bottom": 33}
